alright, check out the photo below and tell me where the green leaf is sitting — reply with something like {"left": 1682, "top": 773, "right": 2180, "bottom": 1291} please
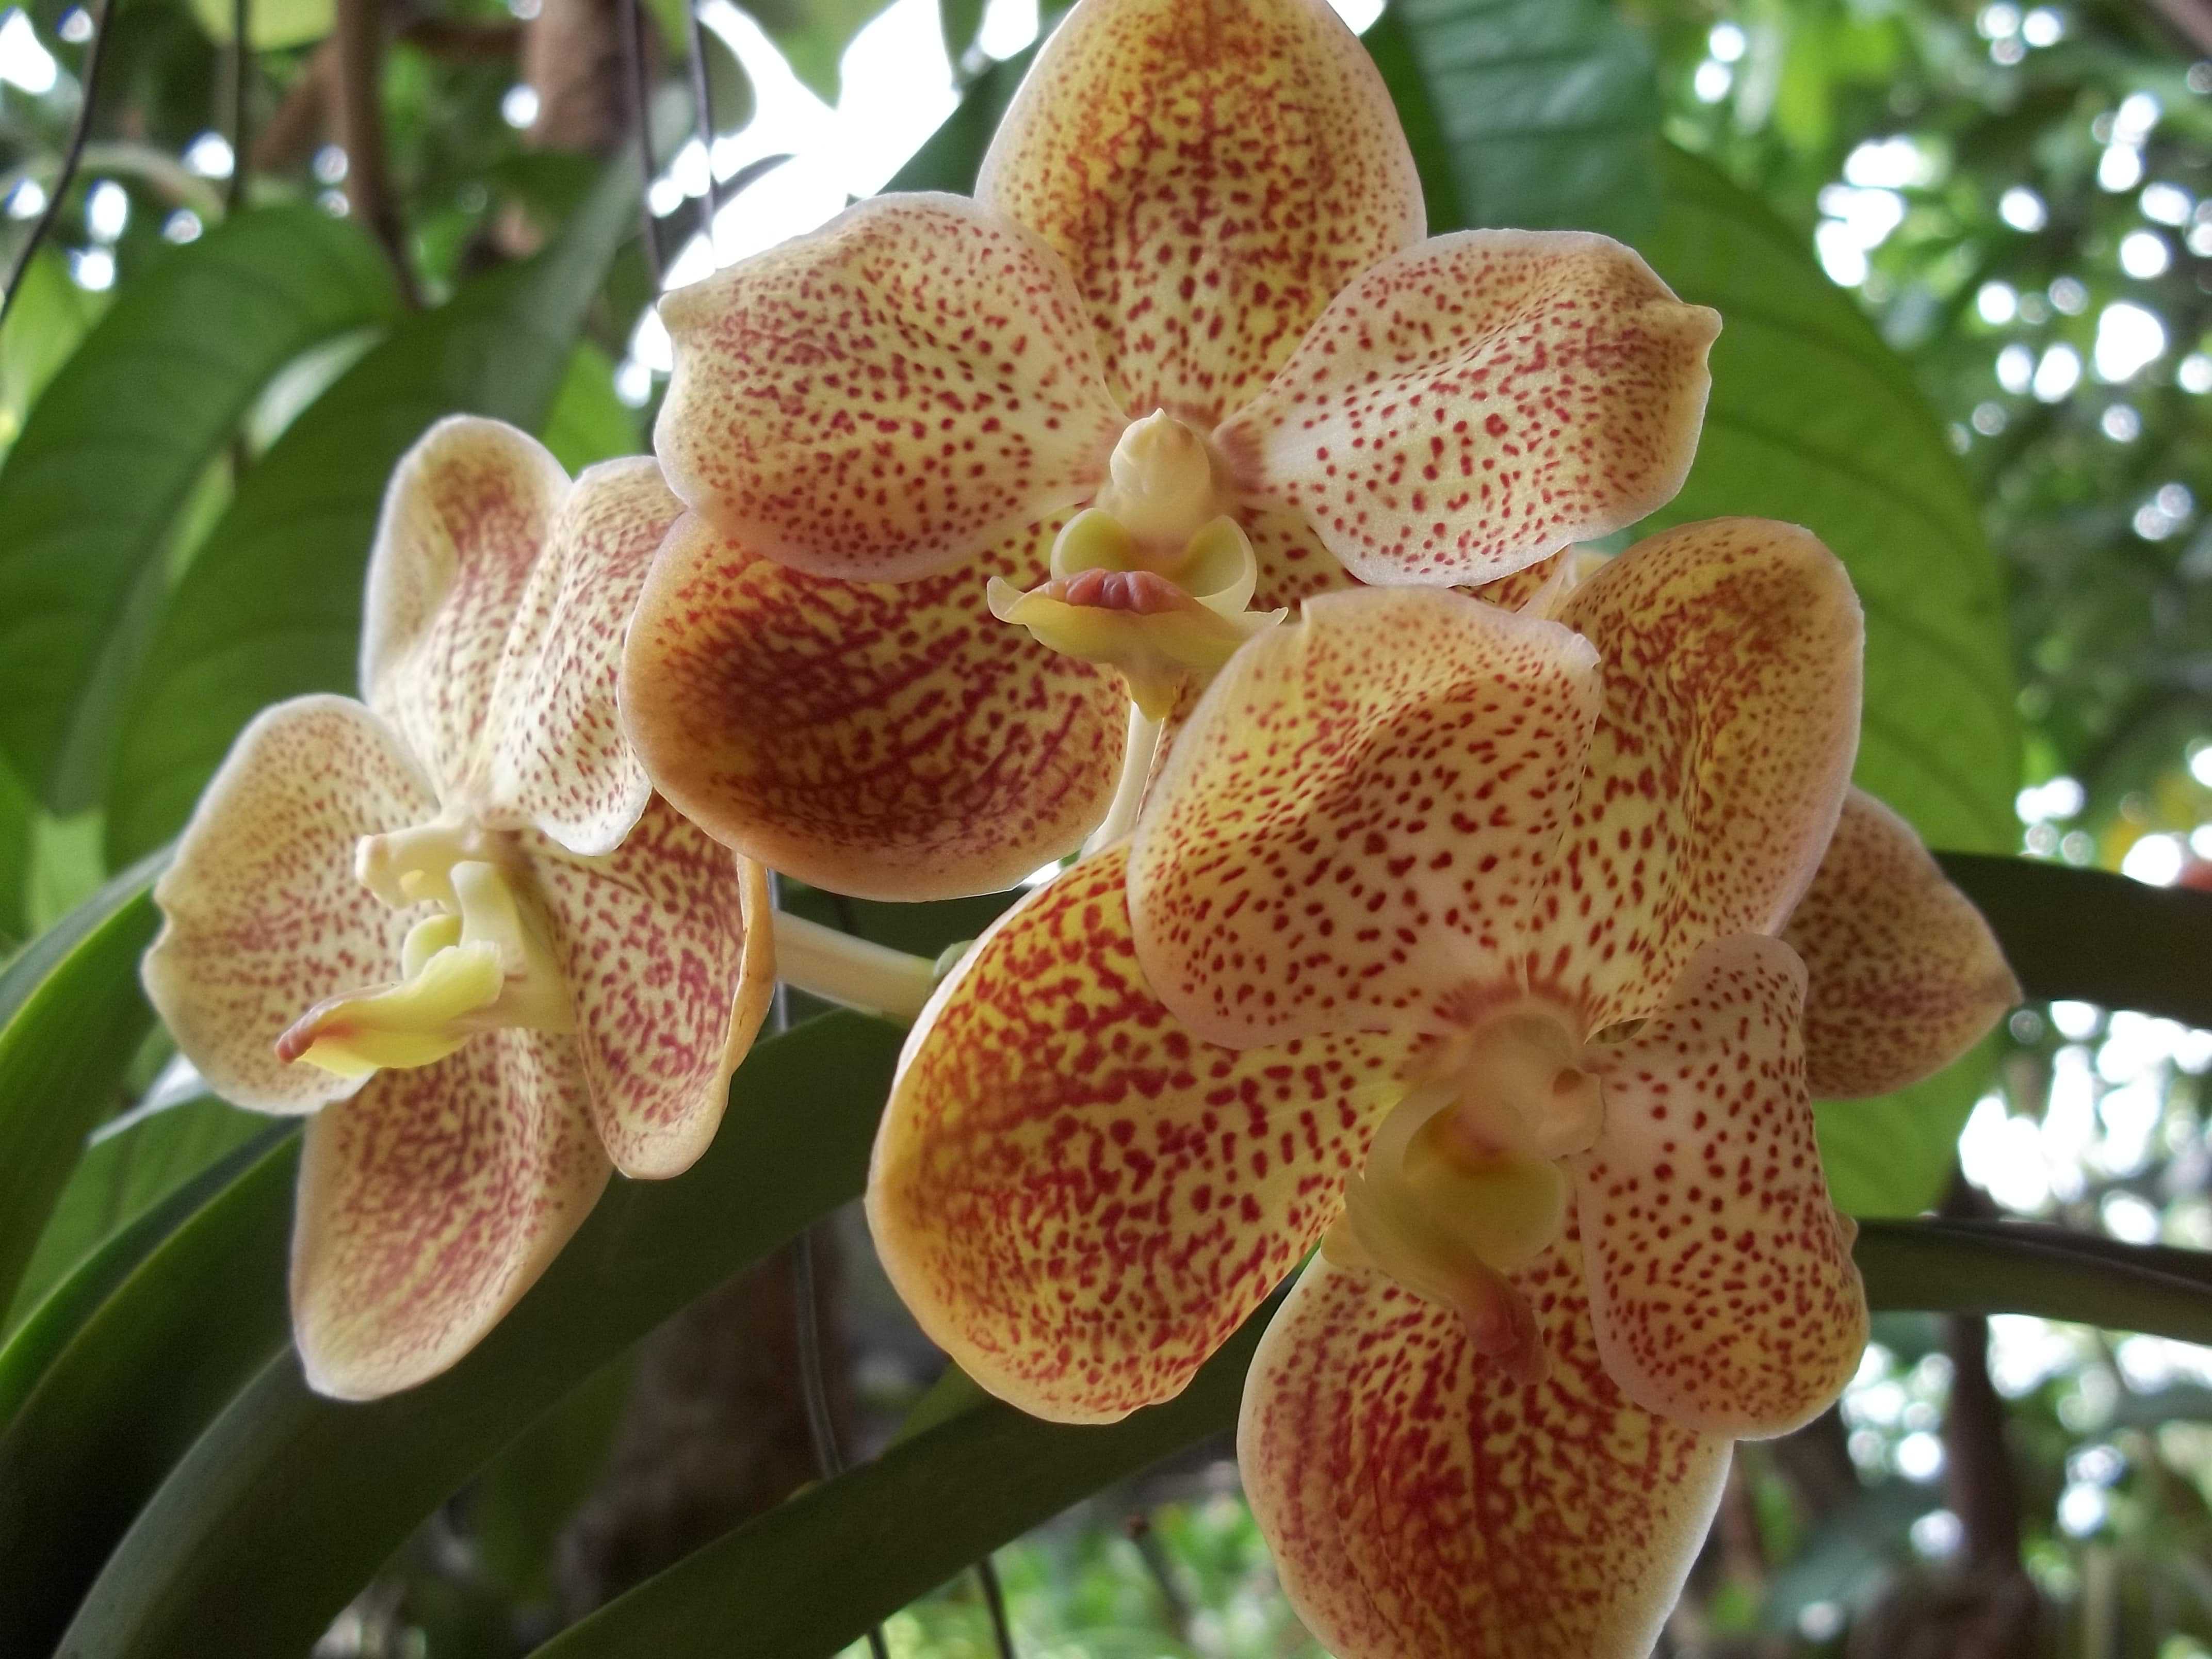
{"left": 188, "top": 0, "right": 333, "bottom": 50}
{"left": 0, "top": 1130, "right": 295, "bottom": 1658}
{"left": 1369, "top": 0, "right": 1662, "bottom": 240}
{"left": 736, "top": 0, "right": 894, "bottom": 102}
{"left": 0, "top": 207, "right": 401, "bottom": 814}
{"left": 102, "top": 159, "right": 643, "bottom": 867}
{"left": 522, "top": 1220, "right": 2212, "bottom": 1659}
{"left": 6, "top": 1092, "right": 268, "bottom": 1333}
{"left": 0, "top": 249, "right": 107, "bottom": 453}
{"left": 1815, "top": 1037, "right": 1997, "bottom": 1219}
{"left": 0, "top": 761, "right": 30, "bottom": 952}
{"left": 539, "top": 341, "right": 643, "bottom": 475}
{"left": 0, "top": 854, "right": 165, "bottom": 1319}
{"left": 939, "top": 0, "right": 985, "bottom": 64}
{"left": 54, "top": 1014, "right": 902, "bottom": 1659}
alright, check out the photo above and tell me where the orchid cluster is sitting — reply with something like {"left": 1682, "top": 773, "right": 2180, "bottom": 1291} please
{"left": 140, "top": 0, "right": 2021, "bottom": 1650}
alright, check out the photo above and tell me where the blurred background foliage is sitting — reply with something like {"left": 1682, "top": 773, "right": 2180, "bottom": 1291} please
{"left": 0, "top": 0, "right": 2206, "bottom": 1654}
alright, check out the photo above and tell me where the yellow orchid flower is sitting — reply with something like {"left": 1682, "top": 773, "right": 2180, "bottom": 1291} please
{"left": 867, "top": 517, "right": 2018, "bottom": 1657}
{"left": 620, "top": 0, "right": 1719, "bottom": 902}
{"left": 141, "top": 418, "right": 776, "bottom": 1401}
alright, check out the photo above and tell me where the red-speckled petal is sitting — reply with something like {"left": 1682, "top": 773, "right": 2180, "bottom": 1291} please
{"left": 620, "top": 512, "right": 1125, "bottom": 901}
{"left": 1241, "top": 1245, "right": 1732, "bottom": 1659}
{"left": 1532, "top": 518, "right": 1863, "bottom": 1033}
{"left": 1574, "top": 934, "right": 1866, "bottom": 1438}
{"left": 654, "top": 194, "right": 1126, "bottom": 583}
{"left": 978, "top": 0, "right": 1423, "bottom": 424}
{"left": 526, "top": 798, "right": 770, "bottom": 1180}
{"left": 361, "top": 417, "right": 570, "bottom": 798}
{"left": 1219, "top": 232, "right": 1718, "bottom": 587}
{"left": 476, "top": 458, "right": 685, "bottom": 856}
{"left": 1129, "top": 586, "right": 1601, "bottom": 1049}
{"left": 869, "top": 847, "right": 1418, "bottom": 1424}
{"left": 291, "top": 1029, "right": 611, "bottom": 1399}
{"left": 1785, "top": 788, "right": 2020, "bottom": 1099}
{"left": 142, "top": 696, "right": 437, "bottom": 1114}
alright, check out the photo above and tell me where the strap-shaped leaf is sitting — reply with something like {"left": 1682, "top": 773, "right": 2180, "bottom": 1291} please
{"left": 0, "top": 853, "right": 166, "bottom": 1315}
{"left": 0, "top": 208, "right": 401, "bottom": 811}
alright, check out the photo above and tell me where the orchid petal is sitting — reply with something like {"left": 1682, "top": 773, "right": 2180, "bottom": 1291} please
{"left": 620, "top": 512, "right": 1126, "bottom": 901}
{"left": 1575, "top": 934, "right": 1867, "bottom": 1438}
{"left": 526, "top": 799, "right": 771, "bottom": 1180}
{"left": 1129, "top": 586, "right": 1600, "bottom": 1049}
{"left": 291, "top": 1029, "right": 611, "bottom": 1399}
{"left": 654, "top": 194, "right": 1126, "bottom": 583}
{"left": 1241, "top": 1246, "right": 1731, "bottom": 1659}
{"left": 1534, "top": 518, "right": 1863, "bottom": 1032}
{"left": 978, "top": 0, "right": 1423, "bottom": 425}
{"left": 1785, "top": 787, "right": 2020, "bottom": 1099}
{"left": 142, "top": 695, "right": 437, "bottom": 1114}
{"left": 1220, "top": 232, "right": 1718, "bottom": 586}
{"left": 361, "top": 417, "right": 570, "bottom": 798}
{"left": 477, "top": 457, "right": 685, "bottom": 855}
{"left": 868, "top": 847, "right": 1417, "bottom": 1424}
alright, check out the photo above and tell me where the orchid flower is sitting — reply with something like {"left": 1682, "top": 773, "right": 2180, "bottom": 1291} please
{"left": 867, "top": 517, "right": 2017, "bottom": 1656}
{"left": 141, "top": 418, "right": 775, "bottom": 1401}
{"left": 620, "top": 0, "right": 1719, "bottom": 902}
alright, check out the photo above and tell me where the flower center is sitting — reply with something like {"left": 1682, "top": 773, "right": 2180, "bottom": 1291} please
{"left": 274, "top": 820, "right": 573, "bottom": 1079}
{"left": 987, "top": 412, "right": 1281, "bottom": 718}
{"left": 1324, "top": 1004, "right": 1601, "bottom": 1384}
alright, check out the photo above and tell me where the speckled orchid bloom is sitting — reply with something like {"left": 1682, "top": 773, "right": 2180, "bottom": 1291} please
{"left": 868, "top": 518, "right": 2018, "bottom": 1656}
{"left": 620, "top": 0, "right": 1719, "bottom": 901}
{"left": 141, "top": 419, "right": 775, "bottom": 1401}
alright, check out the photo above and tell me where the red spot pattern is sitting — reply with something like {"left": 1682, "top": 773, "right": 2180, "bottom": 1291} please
{"left": 292, "top": 1028, "right": 610, "bottom": 1400}
{"left": 1130, "top": 587, "right": 1602, "bottom": 1048}
{"left": 870, "top": 847, "right": 1418, "bottom": 1422}
{"left": 1530, "top": 518, "right": 1864, "bottom": 1034}
{"left": 1221, "top": 230, "right": 1719, "bottom": 585}
{"left": 977, "top": 0, "right": 1424, "bottom": 424}
{"left": 1574, "top": 935, "right": 1867, "bottom": 1436}
{"left": 655, "top": 194, "right": 1126, "bottom": 583}
{"left": 1241, "top": 1244, "right": 1731, "bottom": 1659}
{"left": 1782, "top": 787, "right": 2019, "bottom": 1099}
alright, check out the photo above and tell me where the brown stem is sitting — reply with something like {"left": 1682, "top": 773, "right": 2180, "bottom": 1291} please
{"left": 333, "top": 0, "right": 416, "bottom": 304}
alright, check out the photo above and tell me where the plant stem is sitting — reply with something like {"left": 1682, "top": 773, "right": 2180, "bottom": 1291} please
{"left": 617, "top": 0, "right": 661, "bottom": 288}
{"left": 226, "top": 0, "right": 250, "bottom": 213}
{"left": 332, "top": 0, "right": 416, "bottom": 303}
{"left": 771, "top": 912, "right": 939, "bottom": 1022}
{"left": 0, "top": 0, "right": 113, "bottom": 332}
{"left": 684, "top": 4, "right": 725, "bottom": 253}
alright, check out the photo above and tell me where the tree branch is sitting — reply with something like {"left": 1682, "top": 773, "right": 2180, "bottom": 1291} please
{"left": 333, "top": 0, "right": 415, "bottom": 304}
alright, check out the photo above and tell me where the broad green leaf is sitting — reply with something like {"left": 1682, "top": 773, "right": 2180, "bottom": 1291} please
{"left": 55, "top": 1015, "right": 902, "bottom": 1659}
{"left": 5, "top": 1092, "right": 266, "bottom": 1333}
{"left": 0, "top": 854, "right": 165, "bottom": 1318}
{"left": 0, "top": 208, "right": 400, "bottom": 814}
{"left": 540, "top": 341, "right": 643, "bottom": 475}
{"left": 524, "top": 1219, "right": 2212, "bottom": 1659}
{"left": 471, "top": 1357, "right": 636, "bottom": 1605}
{"left": 0, "top": 249, "right": 106, "bottom": 453}
{"left": 939, "top": 0, "right": 984, "bottom": 64}
{"left": 736, "top": 0, "right": 894, "bottom": 102}
{"left": 1815, "top": 1037, "right": 1998, "bottom": 1218}
{"left": 1370, "top": 0, "right": 1662, "bottom": 240}
{"left": 102, "top": 158, "right": 643, "bottom": 867}
{"left": 188, "top": 0, "right": 333, "bottom": 50}
{"left": 0, "top": 1131, "right": 295, "bottom": 1658}
{"left": 0, "top": 761, "right": 29, "bottom": 953}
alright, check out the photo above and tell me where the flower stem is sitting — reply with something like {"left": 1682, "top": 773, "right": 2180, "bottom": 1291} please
{"left": 770, "top": 911, "right": 938, "bottom": 1022}
{"left": 1084, "top": 703, "right": 1164, "bottom": 854}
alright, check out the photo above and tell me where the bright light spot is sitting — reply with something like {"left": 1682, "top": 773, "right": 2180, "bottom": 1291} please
{"left": 1977, "top": 2, "right": 2021, "bottom": 37}
{"left": 1999, "top": 185, "right": 2047, "bottom": 231}
{"left": 69, "top": 245, "right": 113, "bottom": 290}
{"left": 2191, "top": 222, "right": 2212, "bottom": 258}
{"left": 6, "top": 178, "right": 44, "bottom": 219}
{"left": 1814, "top": 221, "right": 1868, "bottom": 286}
{"left": 2122, "top": 833, "right": 2185, "bottom": 885}
{"left": 1997, "top": 341, "right": 2036, "bottom": 394}
{"left": 1693, "top": 59, "right": 1733, "bottom": 103}
{"left": 500, "top": 83, "right": 540, "bottom": 129}
{"left": 1911, "top": 1510, "right": 1965, "bottom": 1559}
{"left": 2120, "top": 227, "right": 2171, "bottom": 278}
{"left": 1326, "top": 0, "right": 1384, "bottom": 30}
{"left": 2159, "top": 481, "right": 2193, "bottom": 517}
{"left": 0, "top": 10, "right": 58, "bottom": 95}
{"left": 2117, "top": 91, "right": 2161, "bottom": 140}
{"left": 1022, "top": 860, "right": 1064, "bottom": 889}
{"left": 1977, "top": 281, "right": 2018, "bottom": 323}
{"left": 975, "top": 0, "right": 1037, "bottom": 59}
{"left": 1820, "top": 183, "right": 1908, "bottom": 247}
{"left": 1992, "top": 34, "right": 2025, "bottom": 64}
{"left": 507, "top": 0, "right": 541, "bottom": 17}
{"left": 162, "top": 208, "right": 201, "bottom": 242}
{"left": 646, "top": 176, "right": 685, "bottom": 218}
{"left": 2101, "top": 403, "right": 2140, "bottom": 441}
{"left": 56, "top": 6, "right": 89, "bottom": 41}
{"left": 2141, "top": 182, "right": 2192, "bottom": 224}
{"left": 671, "top": 137, "right": 711, "bottom": 198}
{"left": 1845, "top": 136, "right": 1936, "bottom": 189}
{"left": 1973, "top": 400, "right": 2008, "bottom": 434}
{"left": 2100, "top": 144, "right": 2144, "bottom": 193}
{"left": 613, "top": 359, "right": 653, "bottom": 407}
{"left": 1896, "top": 1432, "right": 1945, "bottom": 1482}
{"left": 84, "top": 178, "right": 124, "bottom": 242}
{"left": 2052, "top": 1000, "right": 2103, "bottom": 1040}
{"left": 2102, "top": 1191, "right": 2162, "bottom": 1243}
{"left": 2094, "top": 301, "right": 2166, "bottom": 380}
{"left": 2191, "top": 746, "right": 2212, "bottom": 787}
{"left": 2016, "top": 775, "right": 2086, "bottom": 820}
{"left": 2050, "top": 274, "right": 2088, "bottom": 314}
{"left": 2196, "top": 824, "right": 2212, "bottom": 857}
{"left": 2032, "top": 343, "right": 2081, "bottom": 401}
{"left": 2059, "top": 1483, "right": 2108, "bottom": 1536}
{"left": 1798, "top": 1604, "right": 1845, "bottom": 1644}
{"left": 631, "top": 307, "right": 672, "bottom": 372}
{"left": 318, "top": 189, "right": 348, "bottom": 216}
{"left": 184, "top": 132, "right": 235, "bottom": 180}
{"left": 1709, "top": 21, "right": 1747, "bottom": 61}
{"left": 2137, "top": 499, "right": 2184, "bottom": 541}
{"left": 2022, "top": 6, "right": 2063, "bottom": 45}
{"left": 2180, "top": 352, "right": 2212, "bottom": 394}
{"left": 1962, "top": 1096, "right": 2051, "bottom": 1212}
{"left": 313, "top": 144, "right": 347, "bottom": 184}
